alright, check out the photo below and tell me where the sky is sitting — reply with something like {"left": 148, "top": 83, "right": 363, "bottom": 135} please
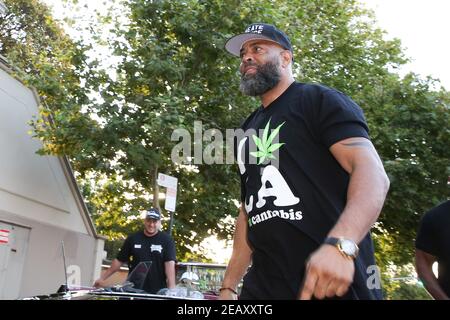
{"left": 362, "top": 0, "right": 450, "bottom": 90}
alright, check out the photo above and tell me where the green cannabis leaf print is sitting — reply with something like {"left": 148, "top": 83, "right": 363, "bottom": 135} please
{"left": 250, "top": 119, "right": 285, "bottom": 165}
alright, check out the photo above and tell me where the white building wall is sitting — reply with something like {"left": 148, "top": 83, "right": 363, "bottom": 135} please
{"left": 0, "top": 66, "right": 88, "bottom": 235}
{"left": 0, "top": 62, "right": 105, "bottom": 298}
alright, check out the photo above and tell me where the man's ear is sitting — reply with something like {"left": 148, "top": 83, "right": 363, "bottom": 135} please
{"left": 281, "top": 50, "right": 292, "bottom": 67}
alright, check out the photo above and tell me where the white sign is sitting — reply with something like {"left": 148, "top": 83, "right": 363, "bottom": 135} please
{"left": 157, "top": 173, "right": 178, "bottom": 189}
{"left": 165, "top": 187, "right": 177, "bottom": 212}
{"left": 157, "top": 173, "right": 178, "bottom": 212}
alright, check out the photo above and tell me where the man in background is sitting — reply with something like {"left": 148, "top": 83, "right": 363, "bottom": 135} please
{"left": 94, "top": 208, "right": 176, "bottom": 294}
{"left": 415, "top": 200, "right": 450, "bottom": 300}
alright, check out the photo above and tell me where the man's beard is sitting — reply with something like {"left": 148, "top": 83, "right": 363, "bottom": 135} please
{"left": 240, "top": 59, "right": 281, "bottom": 96}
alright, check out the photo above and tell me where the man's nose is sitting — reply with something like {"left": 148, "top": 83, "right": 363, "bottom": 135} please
{"left": 241, "top": 51, "right": 253, "bottom": 63}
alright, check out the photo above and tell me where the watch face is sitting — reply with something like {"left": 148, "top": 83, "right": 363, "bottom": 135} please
{"left": 340, "top": 240, "right": 357, "bottom": 255}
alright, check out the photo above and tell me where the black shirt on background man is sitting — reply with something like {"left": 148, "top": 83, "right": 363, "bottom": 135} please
{"left": 117, "top": 230, "right": 176, "bottom": 294}
{"left": 416, "top": 200, "right": 450, "bottom": 299}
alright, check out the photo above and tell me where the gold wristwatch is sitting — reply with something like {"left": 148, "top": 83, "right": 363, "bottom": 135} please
{"left": 324, "top": 237, "right": 359, "bottom": 259}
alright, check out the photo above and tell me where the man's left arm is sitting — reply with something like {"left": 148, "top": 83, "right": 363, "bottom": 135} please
{"left": 299, "top": 137, "right": 390, "bottom": 299}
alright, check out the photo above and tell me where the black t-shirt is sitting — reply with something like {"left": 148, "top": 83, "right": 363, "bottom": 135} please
{"left": 117, "top": 230, "right": 176, "bottom": 294}
{"left": 415, "top": 200, "right": 450, "bottom": 296}
{"left": 237, "top": 82, "right": 382, "bottom": 299}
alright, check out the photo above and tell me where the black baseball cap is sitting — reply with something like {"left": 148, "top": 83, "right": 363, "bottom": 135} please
{"left": 145, "top": 208, "right": 161, "bottom": 220}
{"left": 225, "top": 23, "right": 293, "bottom": 58}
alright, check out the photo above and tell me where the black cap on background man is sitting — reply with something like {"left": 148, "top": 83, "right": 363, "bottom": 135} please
{"left": 146, "top": 208, "right": 161, "bottom": 220}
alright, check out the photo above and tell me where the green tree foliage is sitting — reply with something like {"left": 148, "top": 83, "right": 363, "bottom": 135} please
{"left": 2, "top": 1, "right": 449, "bottom": 273}
{"left": 380, "top": 263, "right": 432, "bottom": 300}
{"left": 369, "top": 74, "right": 450, "bottom": 267}
{"left": 1, "top": 0, "right": 118, "bottom": 228}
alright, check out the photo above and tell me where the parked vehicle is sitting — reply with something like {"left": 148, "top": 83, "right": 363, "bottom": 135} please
{"left": 21, "top": 262, "right": 230, "bottom": 300}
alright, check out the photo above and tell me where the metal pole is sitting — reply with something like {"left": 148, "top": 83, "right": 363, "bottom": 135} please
{"left": 168, "top": 211, "right": 174, "bottom": 236}
{"left": 61, "top": 241, "right": 69, "bottom": 291}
